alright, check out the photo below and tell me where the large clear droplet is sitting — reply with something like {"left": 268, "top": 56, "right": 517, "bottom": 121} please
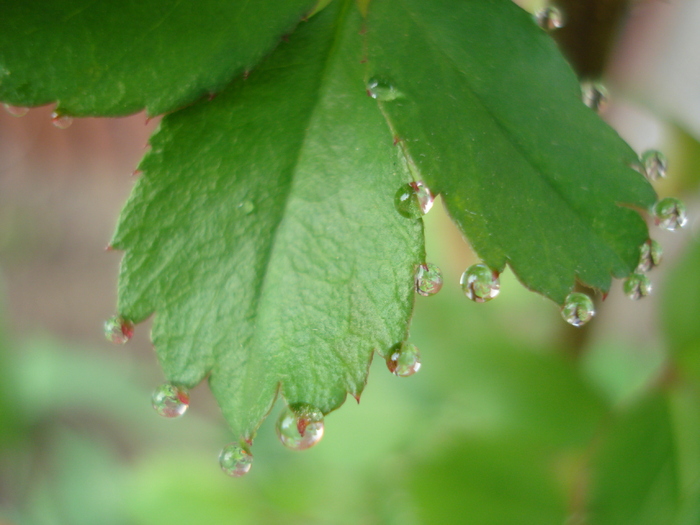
{"left": 151, "top": 383, "right": 190, "bottom": 418}
{"left": 104, "top": 315, "right": 134, "bottom": 344}
{"left": 219, "top": 443, "right": 253, "bottom": 477}
{"left": 535, "top": 6, "right": 564, "bottom": 30}
{"left": 394, "top": 181, "right": 435, "bottom": 219}
{"left": 366, "top": 77, "right": 402, "bottom": 101}
{"left": 415, "top": 263, "right": 443, "bottom": 297}
{"left": 623, "top": 273, "right": 652, "bottom": 301}
{"left": 654, "top": 197, "right": 688, "bottom": 231}
{"left": 386, "top": 342, "right": 421, "bottom": 377}
{"left": 460, "top": 264, "right": 500, "bottom": 303}
{"left": 641, "top": 150, "right": 667, "bottom": 181}
{"left": 581, "top": 81, "right": 609, "bottom": 113}
{"left": 276, "top": 404, "right": 325, "bottom": 451}
{"left": 51, "top": 111, "right": 73, "bottom": 129}
{"left": 3, "top": 104, "right": 29, "bottom": 117}
{"left": 636, "top": 239, "right": 662, "bottom": 273}
{"left": 561, "top": 293, "right": 595, "bottom": 327}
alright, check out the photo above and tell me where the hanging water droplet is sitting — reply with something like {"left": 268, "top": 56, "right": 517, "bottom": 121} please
{"left": 151, "top": 383, "right": 190, "bottom": 418}
{"left": 219, "top": 443, "right": 253, "bottom": 477}
{"left": 366, "top": 77, "right": 402, "bottom": 102}
{"left": 237, "top": 201, "right": 255, "bottom": 214}
{"left": 535, "top": 5, "right": 565, "bottom": 31}
{"left": 654, "top": 197, "right": 688, "bottom": 231}
{"left": 276, "top": 404, "right": 325, "bottom": 451}
{"left": 104, "top": 315, "right": 134, "bottom": 344}
{"left": 51, "top": 111, "right": 73, "bottom": 129}
{"left": 623, "top": 273, "right": 652, "bottom": 300}
{"left": 581, "top": 81, "right": 609, "bottom": 113}
{"left": 636, "top": 239, "right": 662, "bottom": 273}
{"left": 640, "top": 150, "right": 667, "bottom": 181}
{"left": 3, "top": 104, "right": 29, "bottom": 117}
{"left": 386, "top": 342, "right": 421, "bottom": 377}
{"left": 415, "top": 263, "right": 443, "bottom": 296}
{"left": 460, "top": 264, "right": 500, "bottom": 303}
{"left": 394, "top": 181, "right": 435, "bottom": 219}
{"left": 561, "top": 293, "right": 595, "bottom": 327}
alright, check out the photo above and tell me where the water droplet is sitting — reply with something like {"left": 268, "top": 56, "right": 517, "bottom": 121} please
{"left": 636, "top": 239, "right": 662, "bottom": 273}
{"left": 654, "top": 197, "right": 688, "bottom": 231}
{"left": 460, "top": 264, "right": 500, "bottom": 303}
{"left": 394, "top": 181, "right": 435, "bottom": 219}
{"left": 366, "top": 77, "right": 402, "bottom": 102}
{"left": 104, "top": 315, "right": 134, "bottom": 344}
{"left": 237, "top": 201, "right": 254, "bottom": 214}
{"left": 275, "top": 404, "right": 325, "bottom": 451}
{"left": 151, "top": 383, "right": 190, "bottom": 418}
{"left": 535, "top": 6, "right": 565, "bottom": 30}
{"left": 581, "top": 81, "right": 609, "bottom": 113}
{"left": 640, "top": 150, "right": 667, "bottom": 181}
{"left": 3, "top": 104, "right": 28, "bottom": 117}
{"left": 415, "top": 263, "right": 443, "bottom": 296}
{"left": 623, "top": 273, "right": 652, "bottom": 300}
{"left": 219, "top": 443, "right": 253, "bottom": 477}
{"left": 386, "top": 342, "right": 421, "bottom": 377}
{"left": 51, "top": 111, "right": 73, "bottom": 129}
{"left": 561, "top": 293, "right": 595, "bottom": 327}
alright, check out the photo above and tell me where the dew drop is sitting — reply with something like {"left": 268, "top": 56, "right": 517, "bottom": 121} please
{"left": 535, "top": 5, "right": 565, "bottom": 31}
{"left": 636, "top": 239, "right": 662, "bottom": 273}
{"left": 654, "top": 197, "right": 688, "bottom": 231}
{"left": 104, "top": 315, "right": 134, "bottom": 344}
{"left": 581, "top": 81, "right": 609, "bottom": 113}
{"left": 51, "top": 111, "right": 73, "bottom": 129}
{"left": 3, "top": 104, "right": 29, "bottom": 117}
{"left": 460, "top": 264, "right": 500, "bottom": 303}
{"left": 415, "top": 263, "right": 443, "bottom": 297}
{"left": 394, "top": 181, "right": 435, "bottom": 219}
{"left": 219, "top": 443, "right": 253, "bottom": 477}
{"left": 366, "top": 77, "right": 402, "bottom": 102}
{"left": 151, "top": 383, "right": 190, "bottom": 418}
{"left": 640, "top": 150, "right": 668, "bottom": 181}
{"left": 275, "top": 404, "right": 325, "bottom": 451}
{"left": 237, "top": 201, "right": 255, "bottom": 214}
{"left": 561, "top": 293, "right": 595, "bottom": 327}
{"left": 386, "top": 342, "right": 421, "bottom": 377}
{"left": 623, "top": 273, "right": 652, "bottom": 301}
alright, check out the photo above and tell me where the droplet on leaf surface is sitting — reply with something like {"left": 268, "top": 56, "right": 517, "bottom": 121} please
{"left": 636, "top": 239, "right": 662, "bottom": 273}
{"left": 561, "top": 293, "right": 595, "bottom": 327}
{"left": 51, "top": 112, "right": 73, "bottom": 129}
{"left": 581, "top": 81, "right": 608, "bottom": 113}
{"left": 276, "top": 404, "right": 325, "bottom": 451}
{"left": 104, "top": 315, "right": 134, "bottom": 344}
{"left": 415, "top": 263, "right": 443, "bottom": 296}
{"left": 460, "top": 264, "right": 500, "bottom": 303}
{"left": 366, "top": 77, "right": 402, "bottom": 101}
{"left": 3, "top": 104, "right": 28, "bottom": 117}
{"left": 219, "top": 443, "right": 253, "bottom": 477}
{"left": 640, "top": 150, "right": 668, "bottom": 181}
{"left": 623, "top": 273, "right": 652, "bottom": 300}
{"left": 654, "top": 197, "right": 687, "bottom": 231}
{"left": 394, "top": 181, "right": 435, "bottom": 219}
{"left": 386, "top": 342, "right": 422, "bottom": 377}
{"left": 151, "top": 383, "right": 190, "bottom": 418}
{"left": 237, "top": 201, "right": 255, "bottom": 214}
{"left": 535, "top": 6, "right": 564, "bottom": 30}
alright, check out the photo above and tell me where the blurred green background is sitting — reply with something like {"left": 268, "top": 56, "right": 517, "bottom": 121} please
{"left": 2, "top": 1, "right": 700, "bottom": 523}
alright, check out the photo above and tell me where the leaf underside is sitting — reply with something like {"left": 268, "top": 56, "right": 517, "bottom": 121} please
{"left": 112, "top": 0, "right": 423, "bottom": 439}
{"left": 0, "top": 0, "right": 317, "bottom": 116}
{"left": 1, "top": 0, "right": 658, "bottom": 438}
{"left": 366, "top": 0, "right": 657, "bottom": 304}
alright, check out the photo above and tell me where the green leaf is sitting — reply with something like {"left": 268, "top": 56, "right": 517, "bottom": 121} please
{"left": 0, "top": 0, "right": 317, "bottom": 116}
{"left": 365, "top": 0, "right": 657, "bottom": 304}
{"left": 112, "top": 0, "right": 423, "bottom": 439}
